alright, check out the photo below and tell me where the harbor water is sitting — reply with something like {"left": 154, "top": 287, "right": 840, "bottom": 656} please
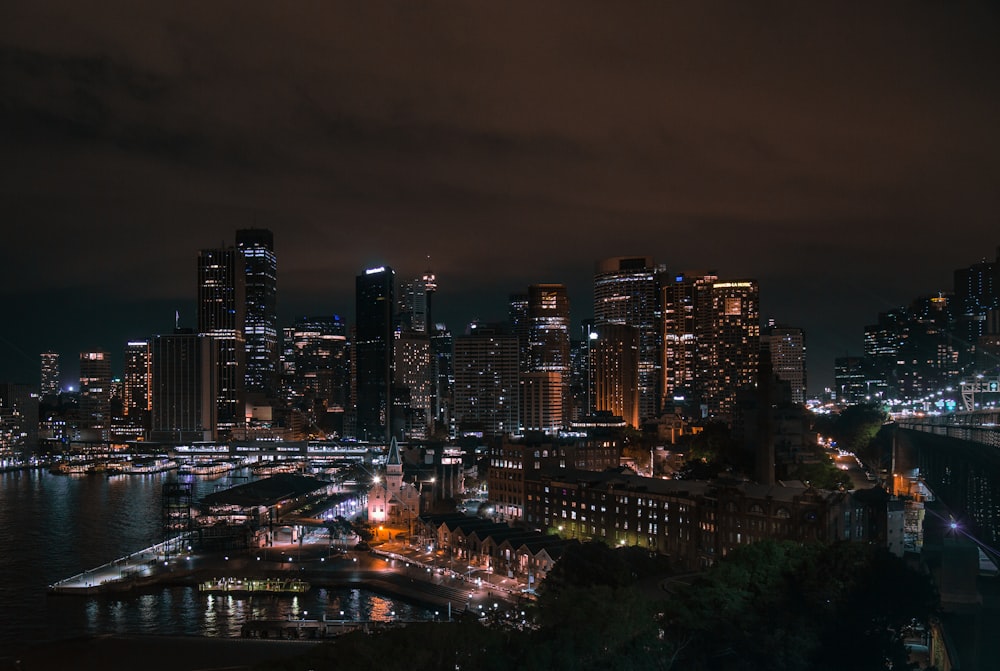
{"left": 0, "top": 467, "right": 430, "bottom": 647}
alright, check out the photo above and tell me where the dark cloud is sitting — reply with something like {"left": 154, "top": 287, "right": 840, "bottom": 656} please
{"left": 2, "top": 0, "right": 999, "bottom": 389}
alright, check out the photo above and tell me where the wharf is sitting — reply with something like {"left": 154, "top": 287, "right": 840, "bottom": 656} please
{"left": 47, "top": 535, "right": 525, "bottom": 617}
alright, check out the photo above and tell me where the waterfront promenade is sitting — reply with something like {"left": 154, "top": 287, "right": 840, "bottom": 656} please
{"left": 48, "top": 530, "right": 526, "bottom": 616}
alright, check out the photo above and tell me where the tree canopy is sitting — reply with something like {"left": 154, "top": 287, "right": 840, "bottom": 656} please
{"left": 255, "top": 539, "right": 936, "bottom": 671}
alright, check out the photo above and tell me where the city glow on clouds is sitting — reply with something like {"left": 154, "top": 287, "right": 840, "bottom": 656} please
{"left": 1, "top": 1, "right": 998, "bottom": 390}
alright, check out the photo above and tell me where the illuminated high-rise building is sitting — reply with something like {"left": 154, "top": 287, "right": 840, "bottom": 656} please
{"left": 399, "top": 270, "right": 436, "bottom": 334}
{"left": 355, "top": 265, "right": 395, "bottom": 442}
{"left": 198, "top": 246, "right": 246, "bottom": 436}
{"left": 662, "top": 271, "right": 717, "bottom": 408}
{"left": 292, "top": 315, "right": 350, "bottom": 410}
{"left": 527, "top": 284, "right": 571, "bottom": 426}
{"left": 705, "top": 281, "right": 760, "bottom": 419}
{"left": 594, "top": 257, "right": 662, "bottom": 422}
{"left": 237, "top": 228, "right": 278, "bottom": 397}
{"left": 590, "top": 323, "right": 640, "bottom": 428}
{"left": 123, "top": 340, "right": 152, "bottom": 428}
{"left": 520, "top": 371, "right": 564, "bottom": 434}
{"left": 0, "top": 383, "right": 38, "bottom": 451}
{"left": 508, "top": 293, "right": 530, "bottom": 373}
{"left": 430, "top": 325, "right": 453, "bottom": 435}
{"left": 151, "top": 329, "right": 217, "bottom": 442}
{"left": 40, "top": 351, "right": 59, "bottom": 398}
{"left": 79, "top": 350, "right": 112, "bottom": 435}
{"left": 662, "top": 273, "right": 759, "bottom": 419}
{"left": 762, "top": 322, "right": 806, "bottom": 404}
{"left": 453, "top": 323, "right": 519, "bottom": 439}
{"left": 394, "top": 330, "right": 432, "bottom": 440}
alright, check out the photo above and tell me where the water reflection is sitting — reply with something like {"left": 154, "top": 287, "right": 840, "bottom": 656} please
{"left": 2, "top": 469, "right": 434, "bottom": 644}
{"left": 76, "top": 586, "right": 433, "bottom": 638}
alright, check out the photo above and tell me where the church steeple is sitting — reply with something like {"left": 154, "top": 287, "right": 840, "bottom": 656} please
{"left": 385, "top": 436, "right": 403, "bottom": 492}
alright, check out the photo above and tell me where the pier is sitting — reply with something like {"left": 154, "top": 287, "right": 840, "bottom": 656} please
{"left": 48, "top": 534, "right": 196, "bottom": 594}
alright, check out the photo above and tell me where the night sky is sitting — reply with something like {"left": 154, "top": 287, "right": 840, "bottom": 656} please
{"left": 3, "top": 1, "right": 999, "bottom": 393}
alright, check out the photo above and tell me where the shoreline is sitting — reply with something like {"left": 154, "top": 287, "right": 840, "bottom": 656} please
{"left": 47, "top": 547, "right": 519, "bottom": 615}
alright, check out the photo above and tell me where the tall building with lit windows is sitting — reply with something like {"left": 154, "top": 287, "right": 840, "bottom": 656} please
{"left": 123, "top": 340, "right": 152, "bottom": 430}
{"left": 291, "top": 315, "right": 350, "bottom": 410}
{"left": 237, "top": 228, "right": 278, "bottom": 398}
{"left": 662, "top": 273, "right": 759, "bottom": 420}
{"left": 355, "top": 266, "right": 395, "bottom": 442}
{"left": 953, "top": 248, "right": 999, "bottom": 348}
{"left": 453, "top": 323, "right": 519, "bottom": 439}
{"left": 198, "top": 246, "right": 246, "bottom": 436}
{"left": 0, "top": 383, "right": 38, "bottom": 451}
{"left": 79, "top": 350, "right": 112, "bottom": 436}
{"left": 662, "top": 271, "right": 717, "bottom": 410}
{"left": 762, "top": 323, "right": 806, "bottom": 404}
{"left": 527, "top": 284, "right": 571, "bottom": 426}
{"left": 590, "top": 323, "right": 640, "bottom": 428}
{"left": 393, "top": 330, "right": 432, "bottom": 440}
{"left": 520, "top": 371, "right": 564, "bottom": 434}
{"left": 40, "top": 351, "right": 59, "bottom": 398}
{"left": 399, "top": 270, "right": 436, "bottom": 334}
{"left": 705, "top": 281, "right": 760, "bottom": 419}
{"left": 594, "top": 257, "right": 662, "bottom": 422}
{"left": 508, "top": 292, "right": 530, "bottom": 373}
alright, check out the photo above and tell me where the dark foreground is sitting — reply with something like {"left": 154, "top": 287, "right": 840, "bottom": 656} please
{"left": 1, "top": 635, "right": 319, "bottom": 671}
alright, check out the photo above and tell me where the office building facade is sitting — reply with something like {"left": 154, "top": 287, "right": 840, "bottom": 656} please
{"left": 453, "top": 323, "right": 519, "bottom": 439}
{"left": 590, "top": 323, "right": 640, "bottom": 428}
{"left": 79, "top": 350, "right": 112, "bottom": 436}
{"left": 198, "top": 246, "right": 246, "bottom": 435}
{"left": 762, "top": 323, "right": 807, "bottom": 404}
{"left": 355, "top": 266, "right": 395, "bottom": 442}
{"left": 123, "top": 340, "right": 152, "bottom": 431}
{"left": 40, "top": 351, "right": 59, "bottom": 398}
{"left": 527, "top": 284, "right": 571, "bottom": 427}
{"left": 151, "top": 330, "right": 217, "bottom": 442}
{"left": 594, "top": 257, "right": 662, "bottom": 422}
{"left": 237, "top": 228, "right": 278, "bottom": 398}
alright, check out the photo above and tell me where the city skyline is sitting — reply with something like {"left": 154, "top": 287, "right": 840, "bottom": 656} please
{"left": 3, "top": 1, "right": 999, "bottom": 392}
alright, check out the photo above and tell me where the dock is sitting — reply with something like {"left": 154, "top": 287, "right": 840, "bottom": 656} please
{"left": 198, "top": 577, "right": 309, "bottom": 593}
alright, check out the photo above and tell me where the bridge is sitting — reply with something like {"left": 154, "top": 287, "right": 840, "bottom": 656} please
{"left": 897, "top": 408, "right": 1000, "bottom": 448}
{"left": 890, "top": 417, "right": 1000, "bottom": 561}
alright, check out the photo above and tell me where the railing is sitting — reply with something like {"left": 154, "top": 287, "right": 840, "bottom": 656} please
{"left": 49, "top": 532, "right": 196, "bottom": 591}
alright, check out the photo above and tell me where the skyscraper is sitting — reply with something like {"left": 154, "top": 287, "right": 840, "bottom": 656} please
{"left": 508, "top": 292, "right": 530, "bottom": 373}
{"left": 399, "top": 270, "right": 436, "bottom": 334}
{"left": 123, "top": 340, "right": 152, "bottom": 428}
{"left": 705, "top": 281, "right": 760, "bottom": 419}
{"left": 79, "top": 350, "right": 112, "bottom": 436}
{"left": 0, "top": 383, "right": 38, "bottom": 450}
{"left": 520, "top": 371, "right": 564, "bottom": 434}
{"left": 590, "top": 323, "right": 640, "bottom": 428}
{"left": 355, "top": 266, "right": 395, "bottom": 442}
{"left": 453, "top": 323, "right": 519, "bottom": 439}
{"left": 198, "top": 246, "right": 246, "bottom": 435}
{"left": 393, "top": 330, "right": 432, "bottom": 440}
{"left": 151, "top": 329, "right": 217, "bottom": 442}
{"left": 430, "top": 325, "right": 454, "bottom": 436}
{"left": 762, "top": 322, "right": 807, "bottom": 404}
{"left": 237, "top": 228, "right": 278, "bottom": 398}
{"left": 662, "top": 271, "right": 717, "bottom": 410}
{"left": 594, "top": 257, "right": 662, "bottom": 422}
{"left": 40, "top": 351, "right": 59, "bottom": 398}
{"left": 292, "top": 315, "right": 350, "bottom": 411}
{"left": 527, "top": 284, "right": 571, "bottom": 426}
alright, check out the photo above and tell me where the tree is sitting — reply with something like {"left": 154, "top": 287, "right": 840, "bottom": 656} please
{"left": 662, "top": 540, "right": 937, "bottom": 671}
{"left": 788, "top": 460, "right": 851, "bottom": 490}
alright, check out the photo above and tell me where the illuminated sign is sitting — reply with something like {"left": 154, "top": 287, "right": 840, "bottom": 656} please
{"left": 365, "top": 266, "right": 386, "bottom": 275}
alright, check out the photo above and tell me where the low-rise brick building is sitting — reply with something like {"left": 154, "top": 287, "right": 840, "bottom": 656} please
{"left": 524, "top": 467, "right": 875, "bottom": 571}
